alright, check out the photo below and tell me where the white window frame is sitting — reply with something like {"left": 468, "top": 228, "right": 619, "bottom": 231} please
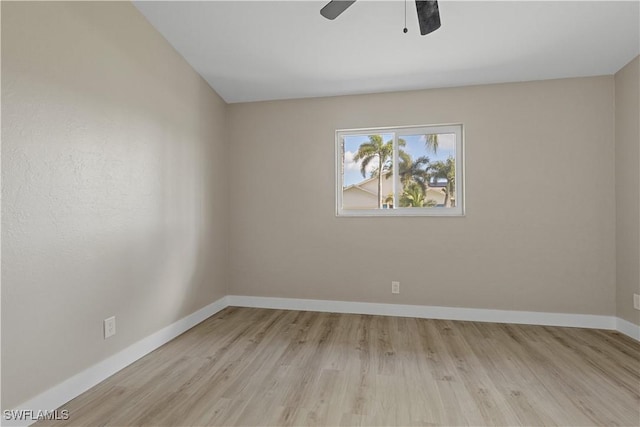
{"left": 336, "top": 123, "right": 464, "bottom": 217}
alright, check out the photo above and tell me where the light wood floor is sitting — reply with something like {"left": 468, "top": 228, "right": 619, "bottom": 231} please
{"left": 38, "top": 307, "right": 640, "bottom": 426}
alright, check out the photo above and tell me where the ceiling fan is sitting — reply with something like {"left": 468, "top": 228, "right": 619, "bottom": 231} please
{"left": 320, "top": 0, "right": 441, "bottom": 35}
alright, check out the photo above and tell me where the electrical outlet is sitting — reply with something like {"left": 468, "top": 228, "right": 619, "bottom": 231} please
{"left": 634, "top": 294, "right": 640, "bottom": 311}
{"left": 392, "top": 281, "right": 400, "bottom": 294}
{"left": 104, "top": 316, "right": 116, "bottom": 339}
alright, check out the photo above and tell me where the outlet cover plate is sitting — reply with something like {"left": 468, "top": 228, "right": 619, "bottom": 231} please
{"left": 104, "top": 316, "right": 116, "bottom": 339}
{"left": 392, "top": 281, "right": 400, "bottom": 294}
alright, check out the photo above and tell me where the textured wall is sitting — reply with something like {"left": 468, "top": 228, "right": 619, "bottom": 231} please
{"left": 1, "top": 2, "right": 228, "bottom": 409}
{"left": 228, "top": 77, "right": 616, "bottom": 316}
{"left": 615, "top": 56, "right": 640, "bottom": 326}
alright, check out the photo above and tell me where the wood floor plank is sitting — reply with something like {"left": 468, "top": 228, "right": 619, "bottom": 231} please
{"left": 36, "top": 308, "right": 640, "bottom": 427}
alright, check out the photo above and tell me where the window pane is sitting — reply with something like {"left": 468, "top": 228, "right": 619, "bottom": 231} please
{"left": 398, "top": 133, "right": 456, "bottom": 209}
{"left": 342, "top": 133, "right": 394, "bottom": 210}
{"left": 337, "top": 124, "right": 462, "bottom": 217}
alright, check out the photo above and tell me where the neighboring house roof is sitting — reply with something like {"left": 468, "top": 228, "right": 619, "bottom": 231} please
{"left": 345, "top": 174, "right": 449, "bottom": 193}
{"left": 343, "top": 173, "right": 392, "bottom": 191}
{"left": 343, "top": 184, "right": 377, "bottom": 197}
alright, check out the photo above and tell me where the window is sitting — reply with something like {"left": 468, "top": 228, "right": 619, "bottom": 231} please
{"left": 336, "top": 124, "right": 464, "bottom": 216}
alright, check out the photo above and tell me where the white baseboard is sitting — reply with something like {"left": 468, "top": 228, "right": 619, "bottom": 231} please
{"left": 5, "top": 296, "right": 229, "bottom": 427}
{"left": 226, "top": 295, "right": 617, "bottom": 330}
{"left": 616, "top": 317, "right": 640, "bottom": 341}
{"left": 7, "top": 294, "right": 638, "bottom": 427}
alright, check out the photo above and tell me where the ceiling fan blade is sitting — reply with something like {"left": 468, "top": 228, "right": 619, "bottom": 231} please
{"left": 320, "top": 0, "right": 356, "bottom": 20}
{"left": 415, "top": 0, "right": 441, "bottom": 35}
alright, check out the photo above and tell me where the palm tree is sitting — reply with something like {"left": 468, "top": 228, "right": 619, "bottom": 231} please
{"left": 424, "top": 134, "right": 439, "bottom": 154}
{"left": 400, "top": 183, "right": 425, "bottom": 207}
{"left": 354, "top": 135, "right": 436, "bottom": 208}
{"left": 396, "top": 133, "right": 438, "bottom": 204}
{"left": 387, "top": 151, "right": 433, "bottom": 208}
{"left": 399, "top": 154, "right": 431, "bottom": 194}
{"left": 400, "top": 183, "right": 437, "bottom": 207}
{"left": 353, "top": 136, "right": 403, "bottom": 208}
{"left": 429, "top": 156, "right": 455, "bottom": 207}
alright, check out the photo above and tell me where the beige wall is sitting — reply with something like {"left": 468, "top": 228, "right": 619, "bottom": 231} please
{"left": 229, "top": 77, "right": 616, "bottom": 316}
{"left": 1, "top": 2, "right": 228, "bottom": 409}
{"left": 615, "top": 56, "right": 640, "bottom": 326}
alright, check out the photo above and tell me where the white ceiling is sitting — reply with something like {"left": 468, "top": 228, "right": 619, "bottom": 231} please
{"left": 134, "top": 1, "right": 640, "bottom": 103}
